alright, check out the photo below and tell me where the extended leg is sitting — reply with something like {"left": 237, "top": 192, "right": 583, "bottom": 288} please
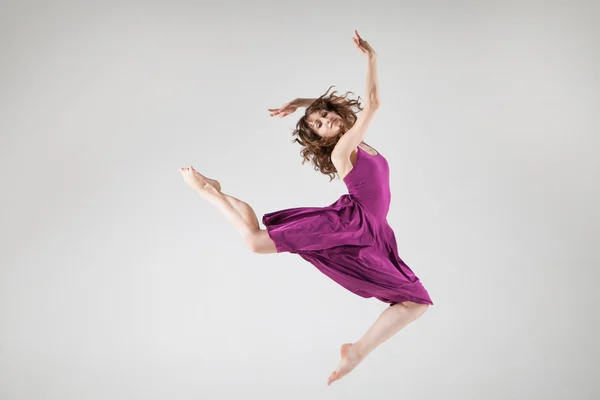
{"left": 327, "top": 301, "right": 429, "bottom": 385}
{"left": 179, "top": 166, "right": 277, "bottom": 254}
{"left": 354, "top": 301, "right": 429, "bottom": 359}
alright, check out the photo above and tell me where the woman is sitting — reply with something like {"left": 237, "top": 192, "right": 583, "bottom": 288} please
{"left": 179, "top": 30, "right": 433, "bottom": 386}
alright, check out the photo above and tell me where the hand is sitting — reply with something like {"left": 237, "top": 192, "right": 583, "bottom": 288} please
{"left": 353, "top": 30, "right": 376, "bottom": 58}
{"left": 268, "top": 99, "right": 300, "bottom": 118}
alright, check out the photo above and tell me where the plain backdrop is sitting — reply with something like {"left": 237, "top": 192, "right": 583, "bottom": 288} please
{"left": 1, "top": 1, "right": 599, "bottom": 399}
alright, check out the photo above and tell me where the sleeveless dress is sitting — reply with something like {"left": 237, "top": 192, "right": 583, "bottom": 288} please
{"left": 262, "top": 144, "right": 433, "bottom": 306}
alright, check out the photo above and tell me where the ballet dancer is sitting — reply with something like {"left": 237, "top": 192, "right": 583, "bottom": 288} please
{"left": 179, "top": 30, "right": 432, "bottom": 386}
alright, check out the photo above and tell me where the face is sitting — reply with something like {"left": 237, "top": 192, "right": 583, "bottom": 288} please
{"left": 306, "top": 109, "right": 343, "bottom": 138}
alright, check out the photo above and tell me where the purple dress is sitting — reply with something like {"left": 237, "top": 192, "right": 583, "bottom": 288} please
{"left": 262, "top": 144, "right": 433, "bottom": 306}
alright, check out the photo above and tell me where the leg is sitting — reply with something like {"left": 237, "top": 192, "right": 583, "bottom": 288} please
{"left": 179, "top": 166, "right": 277, "bottom": 254}
{"left": 354, "top": 301, "right": 429, "bottom": 359}
{"left": 327, "top": 301, "right": 429, "bottom": 385}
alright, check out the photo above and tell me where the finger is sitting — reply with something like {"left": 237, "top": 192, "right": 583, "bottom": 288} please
{"left": 268, "top": 103, "right": 288, "bottom": 112}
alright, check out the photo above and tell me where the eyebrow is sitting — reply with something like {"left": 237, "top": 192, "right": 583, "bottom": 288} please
{"left": 309, "top": 112, "right": 324, "bottom": 128}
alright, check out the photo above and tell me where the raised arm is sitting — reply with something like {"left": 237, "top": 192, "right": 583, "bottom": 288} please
{"left": 293, "top": 98, "right": 317, "bottom": 108}
{"left": 332, "top": 31, "right": 380, "bottom": 159}
{"left": 268, "top": 97, "right": 317, "bottom": 118}
{"left": 363, "top": 51, "right": 380, "bottom": 108}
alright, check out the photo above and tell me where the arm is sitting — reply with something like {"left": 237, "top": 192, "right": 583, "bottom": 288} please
{"left": 332, "top": 52, "right": 381, "bottom": 159}
{"left": 268, "top": 98, "right": 314, "bottom": 118}
{"left": 364, "top": 55, "right": 381, "bottom": 108}
{"left": 292, "top": 98, "right": 316, "bottom": 107}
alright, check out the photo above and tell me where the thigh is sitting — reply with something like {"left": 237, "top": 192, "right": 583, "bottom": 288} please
{"left": 401, "top": 301, "right": 430, "bottom": 311}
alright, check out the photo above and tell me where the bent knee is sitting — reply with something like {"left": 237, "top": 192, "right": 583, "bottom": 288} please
{"left": 402, "top": 301, "right": 430, "bottom": 312}
{"left": 245, "top": 229, "right": 277, "bottom": 254}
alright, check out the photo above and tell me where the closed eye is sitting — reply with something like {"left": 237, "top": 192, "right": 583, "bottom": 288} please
{"left": 317, "top": 111, "right": 328, "bottom": 128}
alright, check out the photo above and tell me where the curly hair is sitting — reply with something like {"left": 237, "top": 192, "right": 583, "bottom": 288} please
{"left": 290, "top": 85, "right": 364, "bottom": 182}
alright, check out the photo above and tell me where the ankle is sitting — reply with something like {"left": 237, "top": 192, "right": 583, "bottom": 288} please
{"left": 353, "top": 342, "right": 368, "bottom": 360}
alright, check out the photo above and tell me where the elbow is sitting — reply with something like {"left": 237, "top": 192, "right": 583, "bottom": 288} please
{"left": 368, "top": 93, "right": 381, "bottom": 109}
{"left": 368, "top": 99, "right": 381, "bottom": 109}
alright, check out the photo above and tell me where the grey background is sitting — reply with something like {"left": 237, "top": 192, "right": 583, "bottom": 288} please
{"left": 1, "top": 1, "right": 598, "bottom": 399}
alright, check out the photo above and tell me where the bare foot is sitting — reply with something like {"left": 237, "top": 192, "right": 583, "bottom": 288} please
{"left": 327, "top": 343, "right": 364, "bottom": 386}
{"left": 179, "top": 166, "right": 221, "bottom": 193}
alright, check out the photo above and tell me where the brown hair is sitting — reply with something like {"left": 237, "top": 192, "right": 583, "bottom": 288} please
{"left": 289, "top": 85, "right": 364, "bottom": 182}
